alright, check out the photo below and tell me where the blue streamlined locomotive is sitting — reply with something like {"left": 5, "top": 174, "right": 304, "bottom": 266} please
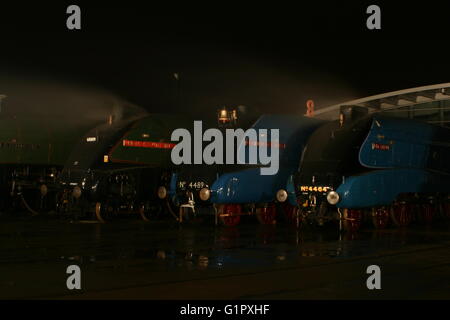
{"left": 206, "top": 114, "right": 325, "bottom": 226}
{"left": 283, "top": 106, "right": 450, "bottom": 231}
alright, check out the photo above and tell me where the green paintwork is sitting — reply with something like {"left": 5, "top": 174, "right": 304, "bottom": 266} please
{"left": 0, "top": 115, "right": 99, "bottom": 166}
{"left": 109, "top": 114, "right": 196, "bottom": 166}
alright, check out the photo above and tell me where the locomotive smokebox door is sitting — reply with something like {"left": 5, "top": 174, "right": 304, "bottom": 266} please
{"left": 339, "top": 105, "right": 369, "bottom": 127}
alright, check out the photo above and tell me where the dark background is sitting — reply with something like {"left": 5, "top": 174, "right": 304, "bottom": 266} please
{"left": 0, "top": 1, "right": 449, "bottom": 115}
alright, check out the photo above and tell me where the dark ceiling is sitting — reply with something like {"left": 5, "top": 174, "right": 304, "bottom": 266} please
{"left": 1, "top": 1, "right": 449, "bottom": 115}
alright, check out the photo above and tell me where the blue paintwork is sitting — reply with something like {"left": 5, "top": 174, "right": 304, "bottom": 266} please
{"left": 169, "top": 172, "right": 177, "bottom": 196}
{"left": 286, "top": 174, "right": 297, "bottom": 206}
{"left": 335, "top": 116, "right": 450, "bottom": 208}
{"left": 336, "top": 168, "right": 450, "bottom": 208}
{"left": 210, "top": 115, "right": 325, "bottom": 204}
{"left": 210, "top": 167, "right": 293, "bottom": 203}
{"left": 359, "top": 116, "right": 450, "bottom": 174}
{"left": 168, "top": 172, "right": 182, "bottom": 206}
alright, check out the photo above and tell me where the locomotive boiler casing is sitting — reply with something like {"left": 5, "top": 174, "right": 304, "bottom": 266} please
{"left": 210, "top": 114, "right": 325, "bottom": 204}
{"left": 334, "top": 116, "right": 450, "bottom": 208}
{"left": 358, "top": 116, "right": 450, "bottom": 173}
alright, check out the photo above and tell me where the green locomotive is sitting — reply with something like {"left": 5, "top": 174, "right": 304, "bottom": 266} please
{"left": 56, "top": 113, "right": 196, "bottom": 221}
{"left": 0, "top": 89, "right": 147, "bottom": 215}
{"left": 0, "top": 112, "right": 103, "bottom": 213}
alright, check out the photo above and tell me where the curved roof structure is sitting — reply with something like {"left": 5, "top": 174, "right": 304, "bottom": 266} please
{"left": 314, "top": 83, "right": 450, "bottom": 120}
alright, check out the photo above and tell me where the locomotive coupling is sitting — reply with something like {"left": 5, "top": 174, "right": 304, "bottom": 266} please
{"left": 326, "top": 191, "right": 340, "bottom": 205}
{"left": 199, "top": 188, "right": 211, "bottom": 201}
{"left": 157, "top": 186, "right": 167, "bottom": 199}
{"left": 276, "top": 189, "right": 288, "bottom": 203}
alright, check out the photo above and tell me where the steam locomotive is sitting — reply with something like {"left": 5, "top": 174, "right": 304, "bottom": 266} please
{"left": 0, "top": 113, "right": 100, "bottom": 214}
{"left": 0, "top": 91, "right": 150, "bottom": 216}
{"left": 2, "top": 85, "right": 448, "bottom": 232}
{"left": 205, "top": 114, "right": 325, "bottom": 226}
{"left": 277, "top": 106, "right": 450, "bottom": 231}
{"left": 56, "top": 113, "right": 194, "bottom": 221}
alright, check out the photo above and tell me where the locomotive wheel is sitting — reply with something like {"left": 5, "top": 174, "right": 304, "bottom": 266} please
{"left": 139, "top": 202, "right": 163, "bottom": 222}
{"left": 139, "top": 204, "right": 150, "bottom": 222}
{"left": 95, "top": 202, "right": 105, "bottom": 223}
{"left": 390, "top": 203, "right": 412, "bottom": 227}
{"left": 281, "top": 203, "right": 302, "bottom": 228}
{"left": 94, "top": 201, "right": 114, "bottom": 223}
{"left": 218, "top": 204, "right": 241, "bottom": 227}
{"left": 20, "top": 191, "right": 44, "bottom": 216}
{"left": 420, "top": 204, "right": 435, "bottom": 224}
{"left": 342, "top": 209, "right": 363, "bottom": 232}
{"left": 371, "top": 207, "right": 390, "bottom": 229}
{"left": 256, "top": 203, "right": 277, "bottom": 225}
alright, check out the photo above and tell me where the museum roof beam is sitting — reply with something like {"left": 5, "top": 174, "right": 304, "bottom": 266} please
{"left": 314, "top": 83, "right": 450, "bottom": 120}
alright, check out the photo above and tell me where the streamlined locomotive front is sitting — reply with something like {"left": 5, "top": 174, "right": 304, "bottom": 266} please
{"left": 293, "top": 107, "right": 371, "bottom": 225}
{"left": 56, "top": 116, "right": 143, "bottom": 217}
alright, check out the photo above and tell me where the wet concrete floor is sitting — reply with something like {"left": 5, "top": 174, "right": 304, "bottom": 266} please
{"left": 1, "top": 214, "right": 450, "bottom": 299}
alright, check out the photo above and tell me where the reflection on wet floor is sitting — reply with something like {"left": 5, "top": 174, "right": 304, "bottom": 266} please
{"left": 1, "top": 215, "right": 450, "bottom": 298}
{"left": 1, "top": 217, "right": 449, "bottom": 269}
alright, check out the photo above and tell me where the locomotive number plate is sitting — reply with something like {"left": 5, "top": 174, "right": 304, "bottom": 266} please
{"left": 178, "top": 181, "right": 209, "bottom": 189}
{"left": 299, "top": 186, "right": 331, "bottom": 193}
